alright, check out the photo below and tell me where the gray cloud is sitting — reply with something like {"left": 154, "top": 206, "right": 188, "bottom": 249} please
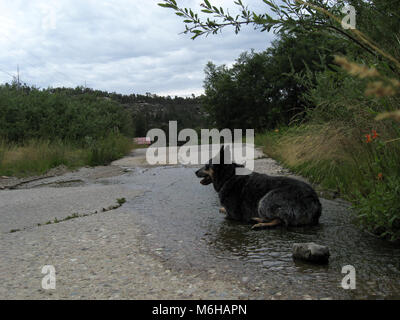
{"left": 0, "top": 0, "right": 275, "bottom": 96}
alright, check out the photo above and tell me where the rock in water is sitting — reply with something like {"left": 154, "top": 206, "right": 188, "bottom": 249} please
{"left": 292, "top": 242, "right": 330, "bottom": 264}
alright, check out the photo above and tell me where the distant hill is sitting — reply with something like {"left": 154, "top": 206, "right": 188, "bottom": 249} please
{"left": 49, "top": 86, "right": 210, "bottom": 137}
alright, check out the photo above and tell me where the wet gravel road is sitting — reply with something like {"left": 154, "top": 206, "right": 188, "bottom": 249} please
{"left": 1, "top": 148, "right": 399, "bottom": 299}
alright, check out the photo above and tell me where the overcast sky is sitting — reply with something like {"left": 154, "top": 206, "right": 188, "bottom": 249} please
{"left": 0, "top": 0, "right": 275, "bottom": 96}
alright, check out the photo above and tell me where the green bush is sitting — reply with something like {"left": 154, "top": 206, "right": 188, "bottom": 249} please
{"left": 88, "top": 132, "right": 133, "bottom": 166}
{"left": 0, "top": 84, "right": 134, "bottom": 142}
{"left": 354, "top": 176, "right": 400, "bottom": 241}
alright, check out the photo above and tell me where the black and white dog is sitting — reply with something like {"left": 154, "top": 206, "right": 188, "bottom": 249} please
{"left": 195, "top": 146, "right": 322, "bottom": 229}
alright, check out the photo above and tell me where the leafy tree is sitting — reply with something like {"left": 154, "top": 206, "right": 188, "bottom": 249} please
{"left": 158, "top": 0, "right": 400, "bottom": 71}
{"left": 203, "top": 30, "right": 349, "bottom": 130}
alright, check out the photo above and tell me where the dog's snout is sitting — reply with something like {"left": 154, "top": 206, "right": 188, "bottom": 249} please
{"left": 195, "top": 168, "right": 206, "bottom": 177}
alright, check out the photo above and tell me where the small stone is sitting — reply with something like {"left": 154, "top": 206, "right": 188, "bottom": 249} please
{"left": 292, "top": 242, "right": 330, "bottom": 264}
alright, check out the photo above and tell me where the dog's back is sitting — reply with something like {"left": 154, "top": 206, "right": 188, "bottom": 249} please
{"left": 219, "top": 172, "right": 322, "bottom": 226}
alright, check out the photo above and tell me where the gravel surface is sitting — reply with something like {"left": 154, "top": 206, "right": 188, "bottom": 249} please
{"left": 0, "top": 206, "right": 257, "bottom": 300}
{"left": 0, "top": 186, "right": 144, "bottom": 234}
{"left": 0, "top": 146, "right": 277, "bottom": 300}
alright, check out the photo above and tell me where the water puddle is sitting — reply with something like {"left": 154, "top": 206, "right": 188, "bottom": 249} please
{"left": 117, "top": 166, "right": 400, "bottom": 299}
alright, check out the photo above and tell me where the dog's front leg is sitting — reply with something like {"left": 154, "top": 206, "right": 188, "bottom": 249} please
{"left": 251, "top": 218, "right": 282, "bottom": 230}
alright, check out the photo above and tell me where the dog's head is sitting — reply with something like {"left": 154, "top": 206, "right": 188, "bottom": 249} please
{"left": 195, "top": 163, "right": 214, "bottom": 185}
{"left": 195, "top": 146, "right": 244, "bottom": 190}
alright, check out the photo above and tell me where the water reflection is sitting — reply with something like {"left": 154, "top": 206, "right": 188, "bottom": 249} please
{"left": 119, "top": 165, "right": 400, "bottom": 298}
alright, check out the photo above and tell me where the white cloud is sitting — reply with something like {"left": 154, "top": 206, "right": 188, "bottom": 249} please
{"left": 0, "top": 0, "right": 275, "bottom": 96}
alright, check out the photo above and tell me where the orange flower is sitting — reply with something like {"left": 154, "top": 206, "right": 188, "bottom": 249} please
{"left": 372, "top": 130, "right": 379, "bottom": 139}
{"left": 377, "top": 173, "right": 383, "bottom": 180}
{"left": 365, "top": 134, "right": 372, "bottom": 143}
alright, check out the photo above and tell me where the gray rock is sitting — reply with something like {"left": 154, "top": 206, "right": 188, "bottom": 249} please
{"left": 292, "top": 242, "right": 330, "bottom": 264}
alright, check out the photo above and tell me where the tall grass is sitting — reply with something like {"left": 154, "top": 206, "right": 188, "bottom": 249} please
{"left": 86, "top": 132, "right": 134, "bottom": 166}
{"left": 0, "top": 132, "right": 133, "bottom": 177}
{"left": 256, "top": 113, "right": 400, "bottom": 240}
{"left": 255, "top": 124, "right": 365, "bottom": 193}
